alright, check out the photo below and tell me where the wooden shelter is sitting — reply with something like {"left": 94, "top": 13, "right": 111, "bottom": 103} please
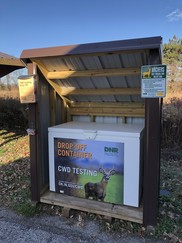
{"left": 20, "top": 36, "right": 163, "bottom": 226}
{"left": 0, "top": 52, "right": 24, "bottom": 78}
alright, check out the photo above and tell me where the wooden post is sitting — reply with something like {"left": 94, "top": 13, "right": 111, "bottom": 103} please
{"left": 143, "top": 49, "right": 162, "bottom": 226}
{"left": 49, "top": 88, "right": 56, "bottom": 126}
{"left": 28, "top": 63, "right": 40, "bottom": 202}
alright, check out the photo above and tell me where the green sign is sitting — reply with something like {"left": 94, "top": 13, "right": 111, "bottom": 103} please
{"left": 141, "top": 65, "right": 167, "bottom": 98}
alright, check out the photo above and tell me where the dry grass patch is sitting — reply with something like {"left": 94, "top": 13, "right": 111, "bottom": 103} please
{"left": 0, "top": 87, "right": 19, "bottom": 99}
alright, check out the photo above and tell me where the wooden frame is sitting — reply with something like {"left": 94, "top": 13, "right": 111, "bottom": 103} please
{"left": 143, "top": 49, "right": 162, "bottom": 226}
{"left": 25, "top": 37, "right": 163, "bottom": 227}
{"left": 40, "top": 191, "right": 143, "bottom": 224}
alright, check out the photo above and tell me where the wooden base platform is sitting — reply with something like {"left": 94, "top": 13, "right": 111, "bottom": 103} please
{"left": 40, "top": 191, "right": 143, "bottom": 224}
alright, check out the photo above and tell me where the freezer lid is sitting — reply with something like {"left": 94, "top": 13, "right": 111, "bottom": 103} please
{"left": 48, "top": 121, "right": 144, "bottom": 138}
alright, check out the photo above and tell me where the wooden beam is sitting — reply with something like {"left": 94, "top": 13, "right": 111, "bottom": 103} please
{"left": 70, "top": 102, "right": 144, "bottom": 108}
{"left": 37, "top": 64, "right": 63, "bottom": 95}
{"left": 69, "top": 108, "right": 145, "bottom": 117}
{"left": 68, "top": 102, "right": 145, "bottom": 120}
{"left": 0, "top": 57, "right": 24, "bottom": 67}
{"left": 37, "top": 64, "right": 71, "bottom": 104}
{"left": 28, "top": 63, "right": 40, "bottom": 202}
{"left": 40, "top": 191, "right": 143, "bottom": 224}
{"left": 143, "top": 49, "right": 162, "bottom": 226}
{"left": 47, "top": 67, "right": 140, "bottom": 79}
{"left": 60, "top": 87, "right": 140, "bottom": 96}
{"left": 49, "top": 88, "right": 56, "bottom": 126}
{"left": 122, "top": 116, "right": 126, "bottom": 124}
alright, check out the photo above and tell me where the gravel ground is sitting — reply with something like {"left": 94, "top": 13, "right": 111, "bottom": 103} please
{"left": 0, "top": 207, "right": 163, "bottom": 243}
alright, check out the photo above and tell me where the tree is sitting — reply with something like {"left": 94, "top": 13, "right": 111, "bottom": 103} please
{"left": 163, "top": 36, "right": 182, "bottom": 83}
{"left": 0, "top": 68, "right": 27, "bottom": 90}
{"left": 163, "top": 36, "right": 182, "bottom": 65}
{"left": 168, "top": 35, "right": 182, "bottom": 45}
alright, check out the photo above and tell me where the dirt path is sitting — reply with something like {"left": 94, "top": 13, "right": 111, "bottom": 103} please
{"left": 0, "top": 207, "right": 163, "bottom": 243}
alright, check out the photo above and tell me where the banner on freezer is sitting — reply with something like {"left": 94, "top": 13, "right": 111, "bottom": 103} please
{"left": 54, "top": 138, "right": 124, "bottom": 205}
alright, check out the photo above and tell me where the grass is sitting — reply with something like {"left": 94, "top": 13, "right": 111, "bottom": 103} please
{"left": 0, "top": 130, "right": 32, "bottom": 214}
{"left": 0, "top": 128, "right": 181, "bottom": 242}
{"left": 0, "top": 86, "right": 19, "bottom": 99}
{"left": 156, "top": 150, "right": 182, "bottom": 240}
{"left": 0, "top": 148, "right": 6, "bottom": 156}
{"left": 104, "top": 174, "right": 123, "bottom": 204}
{"left": 78, "top": 173, "right": 124, "bottom": 204}
{"left": 0, "top": 130, "right": 29, "bottom": 163}
{"left": 0, "top": 84, "right": 182, "bottom": 241}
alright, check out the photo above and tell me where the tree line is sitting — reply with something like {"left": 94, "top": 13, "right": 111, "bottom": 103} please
{"left": 163, "top": 35, "right": 182, "bottom": 66}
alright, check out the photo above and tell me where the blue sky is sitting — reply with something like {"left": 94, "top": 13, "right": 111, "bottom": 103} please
{"left": 0, "top": 0, "right": 182, "bottom": 57}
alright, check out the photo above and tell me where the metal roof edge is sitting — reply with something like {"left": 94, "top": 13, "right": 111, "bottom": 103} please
{"left": 20, "top": 36, "right": 162, "bottom": 61}
{"left": 0, "top": 51, "right": 25, "bottom": 78}
{"left": 0, "top": 58, "right": 25, "bottom": 67}
{"left": 0, "top": 51, "right": 19, "bottom": 59}
{"left": 0, "top": 51, "right": 25, "bottom": 67}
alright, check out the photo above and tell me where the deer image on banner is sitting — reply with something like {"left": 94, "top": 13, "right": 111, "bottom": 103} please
{"left": 84, "top": 167, "right": 116, "bottom": 202}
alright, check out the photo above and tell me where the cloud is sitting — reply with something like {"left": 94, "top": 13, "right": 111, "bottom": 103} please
{"left": 166, "top": 9, "right": 182, "bottom": 22}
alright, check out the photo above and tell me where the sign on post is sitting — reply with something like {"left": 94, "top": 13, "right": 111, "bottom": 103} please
{"left": 141, "top": 65, "right": 167, "bottom": 98}
{"left": 18, "top": 75, "right": 37, "bottom": 103}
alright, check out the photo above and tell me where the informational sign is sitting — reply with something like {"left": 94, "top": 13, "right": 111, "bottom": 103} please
{"left": 18, "top": 75, "right": 37, "bottom": 103}
{"left": 141, "top": 65, "right": 167, "bottom": 98}
{"left": 54, "top": 138, "right": 124, "bottom": 205}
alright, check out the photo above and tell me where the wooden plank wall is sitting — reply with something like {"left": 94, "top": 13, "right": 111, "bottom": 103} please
{"left": 67, "top": 102, "right": 145, "bottom": 123}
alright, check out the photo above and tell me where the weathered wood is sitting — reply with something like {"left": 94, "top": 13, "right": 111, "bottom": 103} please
{"left": 62, "top": 207, "right": 71, "bottom": 218}
{"left": 60, "top": 87, "right": 140, "bottom": 96}
{"left": 37, "top": 64, "right": 71, "bottom": 105}
{"left": 49, "top": 89, "right": 56, "bottom": 126}
{"left": 70, "top": 102, "right": 144, "bottom": 108}
{"left": 37, "top": 64, "right": 63, "bottom": 96}
{"left": 69, "top": 107, "right": 144, "bottom": 117}
{"left": 122, "top": 116, "right": 126, "bottom": 124}
{"left": 68, "top": 102, "right": 145, "bottom": 120}
{"left": 40, "top": 191, "right": 143, "bottom": 224}
{"left": 143, "top": 49, "right": 162, "bottom": 226}
{"left": 103, "top": 216, "right": 113, "bottom": 224}
{"left": 28, "top": 63, "right": 40, "bottom": 202}
{"left": 61, "top": 99, "right": 68, "bottom": 124}
{"left": 47, "top": 67, "right": 140, "bottom": 79}
{"left": 0, "top": 57, "right": 24, "bottom": 66}
{"left": 90, "top": 115, "right": 95, "bottom": 122}
{"left": 70, "top": 107, "right": 144, "bottom": 114}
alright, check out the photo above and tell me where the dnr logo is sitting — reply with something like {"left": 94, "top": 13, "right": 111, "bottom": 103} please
{"left": 104, "top": 147, "right": 118, "bottom": 153}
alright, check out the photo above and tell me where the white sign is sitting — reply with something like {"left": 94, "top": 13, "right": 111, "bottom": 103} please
{"left": 141, "top": 65, "right": 167, "bottom": 98}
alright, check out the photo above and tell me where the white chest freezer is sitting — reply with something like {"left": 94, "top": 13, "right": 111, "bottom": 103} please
{"left": 48, "top": 121, "right": 144, "bottom": 207}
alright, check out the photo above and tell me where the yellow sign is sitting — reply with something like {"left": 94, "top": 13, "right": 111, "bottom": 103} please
{"left": 18, "top": 75, "right": 36, "bottom": 103}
